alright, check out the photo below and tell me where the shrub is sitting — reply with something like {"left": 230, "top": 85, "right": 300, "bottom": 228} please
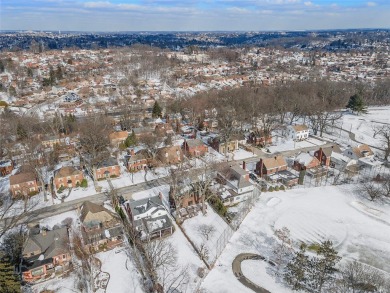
{"left": 261, "top": 187, "right": 267, "bottom": 192}
{"left": 57, "top": 186, "right": 65, "bottom": 193}
{"left": 110, "top": 174, "right": 118, "bottom": 178}
{"left": 76, "top": 182, "right": 80, "bottom": 188}
{"left": 80, "top": 179, "right": 88, "bottom": 188}
{"left": 28, "top": 191, "right": 39, "bottom": 196}
{"left": 274, "top": 186, "right": 280, "bottom": 191}
{"left": 268, "top": 186, "right": 274, "bottom": 192}
{"left": 280, "top": 185, "right": 286, "bottom": 191}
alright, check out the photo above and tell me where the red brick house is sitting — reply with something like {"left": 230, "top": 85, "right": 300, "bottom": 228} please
{"left": 292, "top": 153, "right": 321, "bottom": 171}
{"left": 0, "top": 159, "right": 14, "bottom": 176}
{"left": 256, "top": 156, "right": 288, "bottom": 177}
{"left": 247, "top": 130, "right": 272, "bottom": 147}
{"left": 182, "top": 139, "right": 208, "bottom": 157}
{"left": 157, "top": 146, "right": 183, "bottom": 165}
{"left": 54, "top": 166, "right": 84, "bottom": 190}
{"left": 127, "top": 149, "right": 151, "bottom": 171}
{"left": 314, "top": 145, "right": 342, "bottom": 167}
{"left": 96, "top": 158, "right": 121, "bottom": 179}
{"left": 9, "top": 172, "right": 40, "bottom": 198}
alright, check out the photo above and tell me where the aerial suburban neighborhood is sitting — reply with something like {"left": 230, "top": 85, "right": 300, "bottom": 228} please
{"left": 1, "top": 22, "right": 390, "bottom": 293}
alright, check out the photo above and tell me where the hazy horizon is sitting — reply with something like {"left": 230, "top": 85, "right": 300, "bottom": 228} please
{"left": 1, "top": 0, "right": 390, "bottom": 32}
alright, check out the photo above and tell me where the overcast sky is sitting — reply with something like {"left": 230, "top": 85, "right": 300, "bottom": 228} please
{"left": 1, "top": 0, "right": 389, "bottom": 32}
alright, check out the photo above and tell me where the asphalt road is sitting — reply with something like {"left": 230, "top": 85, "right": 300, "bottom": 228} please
{"left": 0, "top": 177, "right": 168, "bottom": 229}
{"left": 232, "top": 253, "right": 272, "bottom": 293}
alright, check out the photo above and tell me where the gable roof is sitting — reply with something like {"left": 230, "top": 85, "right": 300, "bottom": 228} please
{"left": 54, "top": 166, "right": 82, "bottom": 178}
{"left": 10, "top": 172, "right": 36, "bottom": 185}
{"left": 261, "top": 156, "right": 287, "bottom": 169}
{"left": 184, "top": 139, "right": 205, "bottom": 148}
{"left": 291, "top": 124, "right": 308, "bottom": 132}
{"left": 320, "top": 145, "right": 342, "bottom": 157}
{"left": 295, "top": 153, "right": 319, "bottom": 166}
{"left": 352, "top": 144, "right": 373, "bottom": 158}
{"left": 79, "top": 201, "right": 116, "bottom": 225}
{"left": 128, "top": 196, "right": 165, "bottom": 217}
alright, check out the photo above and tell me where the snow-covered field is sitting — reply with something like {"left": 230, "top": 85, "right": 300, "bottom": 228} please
{"left": 182, "top": 203, "right": 230, "bottom": 264}
{"left": 330, "top": 107, "right": 390, "bottom": 150}
{"left": 201, "top": 185, "right": 390, "bottom": 293}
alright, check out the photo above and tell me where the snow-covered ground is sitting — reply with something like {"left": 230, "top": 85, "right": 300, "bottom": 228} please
{"left": 30, "top": 272, "right": 80, "bottom": 293}
{"left": 201, "top": 185, "right": 390, "bottom": 292}
{"left": 227, "top": 148, "right": 256, "bottom": 161}
{"left": 327, "top": 107, "right": 390, "bottom": 150}
{"left": 182, "top": 203, "right": 230, "bottom": 264}
{"left": 267, "top": 136, "right": 326, "bottom": 154}
{"left": 96, "top": 247, "right": 143, "bottom": 293}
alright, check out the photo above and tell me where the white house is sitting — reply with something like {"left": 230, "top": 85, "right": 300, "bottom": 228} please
{"left": 287, "top": 125, "right": 309, "bottom": 141}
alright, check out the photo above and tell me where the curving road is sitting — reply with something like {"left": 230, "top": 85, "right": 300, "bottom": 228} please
{"left": 232, "top": 253, "right": 275, "bottom": 293}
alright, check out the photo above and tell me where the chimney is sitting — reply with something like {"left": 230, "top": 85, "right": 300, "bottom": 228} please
{"left": 41, "top": 229, "right": 47, "bottom": 236}
{"left": 130, "top": 149, "right": 135, "bottom": 156}
{"left": 242, "top": 161, "right": 246, "bottom": 170}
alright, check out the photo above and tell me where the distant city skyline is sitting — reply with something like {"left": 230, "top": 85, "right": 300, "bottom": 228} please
{"left": 1, "top": 0, "right": 389, "bottom": 32}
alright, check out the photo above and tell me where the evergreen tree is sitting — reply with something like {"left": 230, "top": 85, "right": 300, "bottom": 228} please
{"left": 347, "top": 93, "right": 367, "bottom": 114}
{"left": 307, "top": 240, "right": 341, "bottom": 292}
{"left": 284, "top": 243, "right": 310, "bottom": 291}
{"left": 152, "top": 101, "right": 162, "bottom": 118}
{"left": 124, "top": 131, "right": 137, "bottom": 147}
{"left": 0, "top": 257, "right": 21, "bottom": 293}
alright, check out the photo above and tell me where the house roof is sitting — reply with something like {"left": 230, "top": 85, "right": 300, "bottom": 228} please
{"left": 54, "top": 166, "right": 82, "bottom": 178}
{"left": 295, "top": 153, "right": 318, "bottom": 166}
{"left": 261, "top": 156, "right": 287, "bottom": 169}
{"left": 79, "top": 201, "right": 116, "bottom": 225}
{"left": 97, "top": 157, "right": 118, "bottom": 169}
{"left": 184, "top": 139, "right": 205, "bottom": 148}
{"left": 10, "top": 172, "right": 36, "bottom": 185}
{"left": 320, "top": 145, "right": 342, "bottom": 157}
{"left": 23, "top": 227, "right": 69, "bottom": 261}
{"left": 352, "top": 144, "right": 374, "bottom": 158}
{"left": 109, "top": 131, "right": 128, "bottom": 140}
{"left": 128, "top": 196, "right": 165, "bottom": 217}
{"left": 291, "top": 124, "right": 308, "bottom": 132}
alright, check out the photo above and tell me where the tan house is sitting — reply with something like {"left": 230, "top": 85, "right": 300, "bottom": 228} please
{"left": 79, "top": 201, "right": 123, "bottom": 252}
{"left": 109, "top": 131, "right": 128, "bottom": 147}
{"left": 9, "top": 172, "right": 39, "bottom": 198}
{"left": 54, "top": 166, "right": 84, "bottom": 190}
{"left": 21, "top": 227, "right": 71, "bottom": 283}
{"left": 209, "top": 137, "right": 239, "bottom": 154}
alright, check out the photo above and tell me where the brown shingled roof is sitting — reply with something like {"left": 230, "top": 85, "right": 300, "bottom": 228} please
{"left": 54, "top": 166, "right": 82, "bottom": 178}
{"left": 262, "top": 156, "right": 287, "bottom": 169}
{"left": 10, "top": 172, "right": 36, "bottom": 185}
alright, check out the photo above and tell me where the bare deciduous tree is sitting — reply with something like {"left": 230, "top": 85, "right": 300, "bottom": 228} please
{"left": 198, "top": 224, "right": 216, "bottom": 241}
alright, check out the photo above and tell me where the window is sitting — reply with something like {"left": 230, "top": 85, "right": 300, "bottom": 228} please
{"left": 63, "top": 254, "right": 66, "bottom": 259}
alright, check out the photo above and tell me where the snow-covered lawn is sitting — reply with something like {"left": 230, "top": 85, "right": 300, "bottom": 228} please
{"left": 201, "top": 185, "right": 390, "bottom": 292}
{"left": 96, "top": 247, "right": 143, "bottom": 293}
{"left": 228, "top": 148, "right": 256, "bottom": 161}
{"left": 165, "top": 222, "right": 206, "bottom": 293}
{"left": 30, "top": 272, "right": 79, "bottom": 293}
{"left": 182, "top": 203, "right": 230, "bottom": 264}
{"left": 267, "top": 136, "right": 326, "bottom": 153}
{"left": 39, "top": 210, "right": 79, "bottom": 229}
